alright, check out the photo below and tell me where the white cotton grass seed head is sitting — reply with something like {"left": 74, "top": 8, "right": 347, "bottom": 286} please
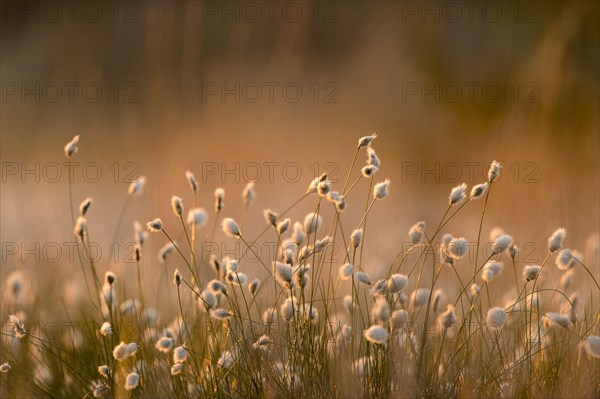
{"left": 362, "top": 165, "right": 379, "bottom": 177}
{"left": 171, "top": 363, "right": 184, "bottom": 375}
{"left": 544, "top": 312, "right": 571, "bottom": 329}
{"left": 343, "top": 295, "right": 354, "bottom": 314}
{"left": 79, "top": 197, "right": 93, "bottom": 216}
{"left": 125, "top": 343, "right": 138, "bottom": 357}
{"left": 98, "top": 365, "right": 110, "bottom": 378}
{"left": 185, "top": 171, "right": 198, "bottom": 194}
{"left": 125, "top": 372, "right": 140, "bottom": 391}
{"left": 292, "top": 221, "right": 305, "bottom": 245}
{"left": 371, "top": 298, "right": 391, "bottom": 324}
{"left": 221, "top": 217, "right": 241, "bottom": 237}
{"left": 523, "top": 265, "right": 541, "bottom": 282}
{"left": 0, "top": 362, "right": 9, "bottom": 373}
{"left": 275, "top": 262, "right": 293, "bottom": 288}
{"left": 488, "top": 161, "right": 501, "bottom": 183}
{"left": 351, "top": 229, "right": 363, "bottom": 248}
{"left": 100, "top": 322, "right": 112, "bottom": 336}
{"left": 248, "top": 278, "right": 261, "bottom": 296}
{"left": 214, "top": 188, "right": 225, "bottom": 211}
{"left": 263, "top": 209, "right": 278, "bottom": 227}
{"left": 64, "top": 134, "right": 80, "bottom": 158}
{"left": 9, "top": 315, "right": 26, "bottom": 339}
{"left": 303, "top": 212, "right": 322, "bottom": 235}
{"left": 171, "top": 196, "right": 184, "bottom": 217}
{"left": 391, "top": 309, "right": 409, "bottom": 330}
{"left": 373, "top": 179, "right": 390, "bottom": 200}
{"left": 262, "top": 307, "right": 277, "bottom": 324}
{"left": 147, "top": 218, "right": 163, "bottom": 232}
{"left": 438, "top": 304, "right": 457, "bottom": 330}
{"left": 187, "top": 208, "right": 208, "bottom": 228}
{"left": 364, "top": 325, "right": 388, "bottom": 345}
{"left": 113, "top": 342, "right": 128, "bottom": 361}
{"left": 411, "top": 288, "right": 431, "bottom": 308}
{"left": 242, "top": 182, "right": 256, "bottom": 206}
{"left": 210, "top": 308, "right": 233, "bottom": 320}
{"left": 470, "top": 283, "right": 481, "bottom": 299}
{"left": 493, "top": 234, "right": 513, "bottom": 255}
{"left": 548, "top": 228, "right": 567, "bottom": 253}
{"left": 447, "top": 237, "right": 469, "bottom": 260}
{"left": 199, "top": 290, "right": 217, "bottom": 311}
{"left": 561, "top": 269, "right": 574, "bottom": 291}
{"left": 155, "top": 336, "right": 174, "bottom": 353}
{"left": 358, "top": 133, "right": 377, "bottom": 148}
{"left": 104, "top": 271, "right": 116, "bottom": 286}
{"left": 128, "top": 176, "right": 146, "bottom": 197}
{"left": 509, "top": 244, "right": 519, "bottom": 260}
{"left": 449, "top": 183, "right": 467, "bottom": 205}
{"left": 74, "top": 216, "right": 87, "bottom": 241}
{"left": 584, "top": 336, "right": 600, "bottom": 358}
{"left": 281, "top": 297, "right": 296, "bottom": 321}
{"left": 482, "top": 261, "right": 504, "bottom": 282}
{"left": 470, "top": 183, "right": 488, "bottom": 200}
{"left": 408, "top": 221, "right": 426, "bottom": 244}
{"left": 173, "top": 346, "right": 188, "bottom": 363}
{"left": 355, "top": 271, "right": 371, "bottom": 285}
{"left": 366, "top": 147, "right": 380, "bottom": 167}
{"left": 218, "top": 351, "right": 234, "bottom": 369}
{"left": 556, "top": 249, "right": 574, "bottom": 270}
{"left": 387, "top": 274, "right": 408, "bottom": 293}
{"left": 158, "top": 242, "right": 176, "bottom": 264}
{"left": 486, "top": 307, "right": 507, "bottom": 329}
{"left": 318, "top": 180, "right": 331, "bottom": 197}
{"left": 339, "top": 263, "right": 354, "bottom": 280}
{"left": 277, "top": 218, "right": 291, "bottom": 235}
{"left": 133, "top": 220, "right": 147, "bottom": 245}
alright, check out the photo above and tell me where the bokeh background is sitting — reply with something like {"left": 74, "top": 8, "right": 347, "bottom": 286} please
{"left": 1, "top": 0, "right": 598, "bottom": 313}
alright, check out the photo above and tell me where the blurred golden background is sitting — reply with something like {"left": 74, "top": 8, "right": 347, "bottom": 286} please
{"left": 1, "top": 0, "right": 598, "bottom": 309}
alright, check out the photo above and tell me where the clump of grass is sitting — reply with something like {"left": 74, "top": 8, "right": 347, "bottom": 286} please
{"left": 0, "top": 134, "right": 598, "bottom": 399}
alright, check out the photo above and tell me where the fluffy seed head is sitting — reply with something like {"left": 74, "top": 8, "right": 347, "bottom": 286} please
{"left": 366, "top": 147, "right": 380, "bottom": 167}
{"left": 292, "top": 221, "right": 305, "bottom": 245}
{"left": 482, "top": 261, "right": 504, "bottom": 282}
{"left": 488, "top": 161, "right": 501, "bottom": 182}
{"left": 133, "top": 220, "right": 147, "bottom": 245}
{"left": 355, "top": 271, "right": 371, "bottom": 285}
{"left": 449, "top": 183, "right": 467, "bottom": 205}
{"left": 128, "top": 176, "right": 146, "bottom": 196}
{"left": 171, "top": 196, "right": 184, "bottom": 217}
{"left": 470, "top": 283, "right": 481, "bottom": 298}
{"left": 147, "top": 218, "right": 163, "bottom": 232}
{"left": 275, "top": 262, "right": 293, "bottom": 287}
{"left": 155, "top": 336, "right": 173, "bottom": 353}
{"left": 214, "top": 188, "right": 225, "bottom": 211}
{"left": 408, "top": 221, "right": 426, "bottom": 244}
{"left": 277, "top": 218, "right": 291, "bottom": 235}
{"left": 548, "top": 228, "right": 567, "bottom": 253}
{"left": 9, "top": 315, "right": 26, "bottom": 339}
{"left": 303, "top": 212, "right": 322, "bottom": 235}
{"left": 187, "top": 208, "right": 208, "bottom": 228}
{"left": 387, "top": 274, "right": 408, "bottom": 293}
{"left": 351, "top": 229, "right": 363, "bottom": 248}
{"left": 493, "top": 234, "right": 513, "bottom": 255}
{"left": 523, "top": 265, "right": 541, "bottom": 282}
{"left": 544, "top": 312, "right": 571, "bottom": 328}
{"left": 411, "top": 288, "right": 431, "bottom": 308}
{"left": 218, "top": 351, "right": 234, "bottom": 369}
{"left": 185, "top": 171, "right": 198, "bottom": 194}
{"left": 242, "top": 182, "right": 256, "bottom": 206}
{"left": 263, "top": 209, "right": 278, "bottom": 227}
{"left": 447, "top": 237, "right": 469, "bottom": 260}
{"left": 556, "top": 248, "right": 574, "bottom": 270}
{"left": 98, "top": 365, "right": 110, "bottom": 378}
{"left": 358, "top": 133, "right": 377, "bottom": 148}
{"left": 584, "top": 336, "right": 600, "bottom": 358}
{"left": 79, "top": 197, "right": 93, "bottom": 216}
{"left": 104, "top": 271, "right": 116, "bottom": 286}
{"left": 439, "top": 304, "right": 457, "bottom": 330}
{"left": 364, "top": 325, "right": 388, "bottom": 344}
{"left": 64, "top": 135, "right": 80, "bottom": 158}
{"left": 248, "top": 278, "right": 261, "bottom": 296}
{"left": 210, "top": 308, "right": 233, "bottom": 320}
{"left": 221, "top": 217, "right": 241, "bottom": 237}
{"left": 199, "top": 289, "right": 217, "bottom": 311}
{"left": 125, "top": 372, "right": 140, "bottom": 390}
{"left": 470, "top": 183, "right": 488, "bottom": 200}
{"left": 373, "top": 179, "right": 390, "bottom": 199}
{"left": 171, "top": 363, "right": 184, "bottom": 375}
{"left": 125, "top": 343, "right": 138, "bottom": 357}
{"left": 158, "top": 242, "right": 176, "bottom": 264}
{"left": 362, "top": 165, "right": 379, "bottom": 177}
{"left": 100, "top": 322, "right": 112, "bottom": 336}
{"left": 173, "top": 269, "right": 181, "bottom": 286}
{"left": 339, "top": 263, "right": 354, "bottom": 280}
{"left": 74, "top": 216, "right": 87, "bottom": 241}
{"left": 486, "top": 307, "right": 507, "bottom": 328}
{"left": 173, "top": 346, "right": 188, "bottom": 363}
{"left": 112, "top": 342, "right": 128, "bottom": 361}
